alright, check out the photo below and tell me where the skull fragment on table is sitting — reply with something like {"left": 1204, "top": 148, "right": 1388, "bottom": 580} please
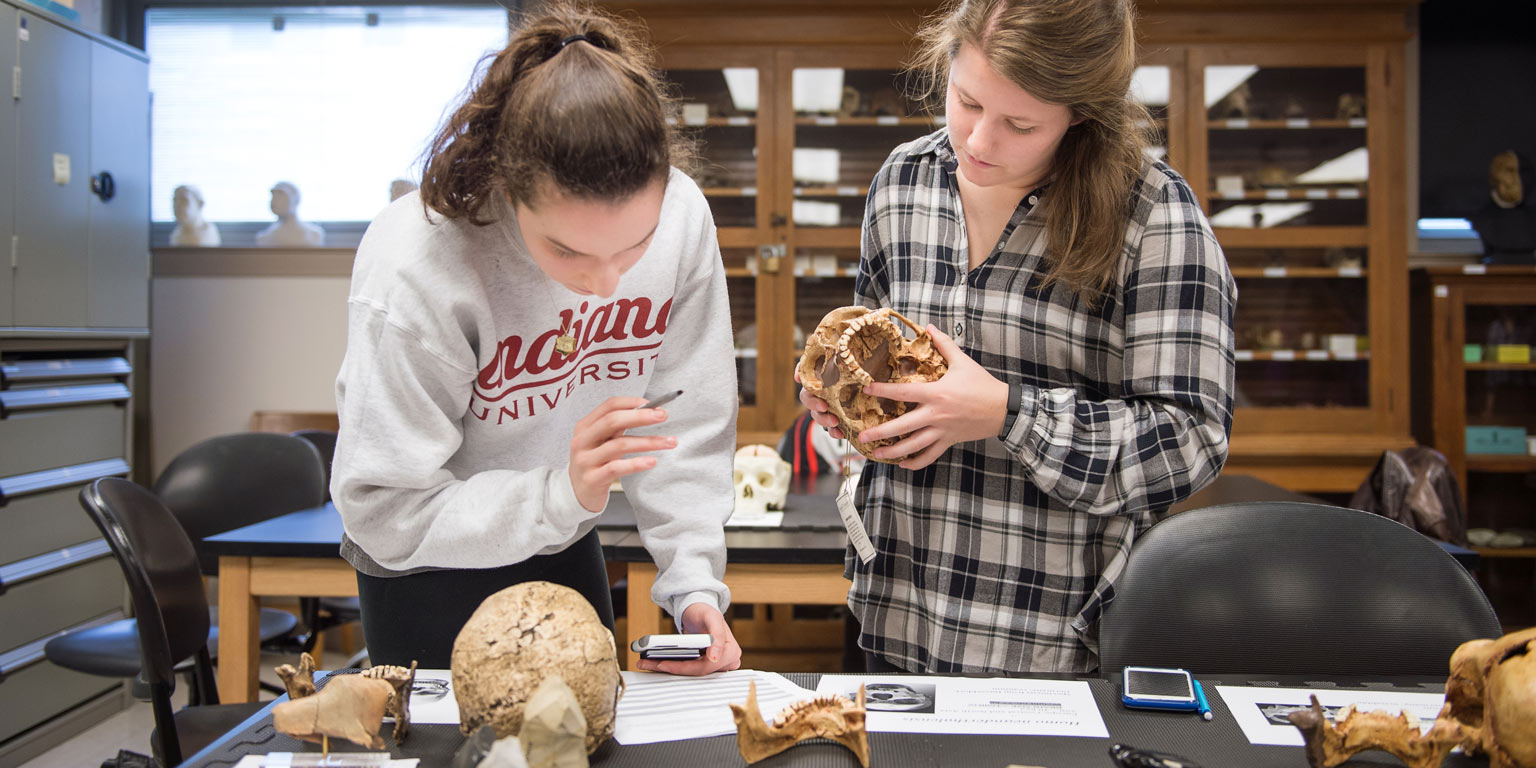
{"left": 451, "top": 581, "right": 623, "bottom": 754}
{"left": 733, "top": 445, "right": 791, "bottom": 518}
{"left": 796, "top": 306, "right": 948, "bottom": 463}
{"left": 1445, "top": 627, "right": 1536, "bottom": 768}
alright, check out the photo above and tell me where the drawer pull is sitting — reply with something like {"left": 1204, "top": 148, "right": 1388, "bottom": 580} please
{"left": 0, "top": 539, "right": 111, "bottom": 595}
{"left": 0, "top": 383, "right": 131, "bottom": 414}
{"left": 1, "top": 357, "right": 131, "bottom": 384}
{"left": 0, "top": 458, "right": 131, "bottom": 505}
{"left": 0, "top": 611, "right": 125, "bottom": 679}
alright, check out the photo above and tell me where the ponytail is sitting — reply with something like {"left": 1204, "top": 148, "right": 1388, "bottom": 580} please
{"left": 420, "top": 2, "right": 687, "bottom": 224}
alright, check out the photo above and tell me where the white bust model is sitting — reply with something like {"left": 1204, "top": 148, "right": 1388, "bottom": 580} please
{"left": 389, "top": 178, "right": 419, "bottom": 202}
{"left": 255, "top": 181, "right": 325, "bottom": 247}
{"left": 169, "top": 185, "right": 222, "bottom": 246}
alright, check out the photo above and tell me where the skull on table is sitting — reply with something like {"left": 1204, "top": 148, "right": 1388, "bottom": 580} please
{"left": 796, "top": 306, "right": 948, "bottom": 463}
{"left": 733, "top": 445, "right": 791, "bottom": 517}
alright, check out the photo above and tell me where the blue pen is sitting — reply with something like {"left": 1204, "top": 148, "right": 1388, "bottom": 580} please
{"left": 1193, "top": 679, "right": 1213, "bottom": 721}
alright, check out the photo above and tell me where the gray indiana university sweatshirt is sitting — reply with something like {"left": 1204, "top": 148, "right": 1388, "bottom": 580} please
{"left": 332, "top": 168, "right": 737, "bottom": 620}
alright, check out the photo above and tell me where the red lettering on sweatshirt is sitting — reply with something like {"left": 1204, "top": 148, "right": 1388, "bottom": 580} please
{"left": 473, "top": 295, "right": 672, "bottom": 403}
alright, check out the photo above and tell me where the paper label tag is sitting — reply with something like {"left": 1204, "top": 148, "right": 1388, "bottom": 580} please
{"left": 837, "top": 480, "right": 876, "bottom": 564}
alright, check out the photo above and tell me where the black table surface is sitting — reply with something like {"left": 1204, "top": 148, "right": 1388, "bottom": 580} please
{"left": 199, "top": 473, "right": 1478, "bottom": 567}
{"left": 184, "top": 672, "right": 1484, "bottom": 768}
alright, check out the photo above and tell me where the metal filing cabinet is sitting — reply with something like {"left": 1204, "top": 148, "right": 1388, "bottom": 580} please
{"left": 0, "top": 0, "right": 149, "bottom": 760}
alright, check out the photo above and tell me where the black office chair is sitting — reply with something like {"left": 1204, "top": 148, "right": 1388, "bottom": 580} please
{"left": 1099, "top": 501, "right": 1503, "bottom": 678}
{"left": 74, "top": 477, "right": 266, "bottom": 765}
{"left": 46, "top": 434, "right": 325, "bottom": 700}
{"left": 288, "top": 428, "right": 363, "bottom": 658}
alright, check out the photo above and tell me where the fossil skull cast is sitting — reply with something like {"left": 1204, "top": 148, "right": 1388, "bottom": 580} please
{"left": 733, "top": 445, "right": 791, "bottom": 517}
{"left": 796, "top": 306, "right": 948, "bottom": 463}
{"left": 1445, "top": 627, "right": 1536, "bottom": 768}
{"left": 451, "top": 581, "right": 624, "bottom": 754}
{"left": 729, "top": 680, "right": 869, "bottom": 767}
{"left": 272, "top": 653, "right": 418, "bottom": 747}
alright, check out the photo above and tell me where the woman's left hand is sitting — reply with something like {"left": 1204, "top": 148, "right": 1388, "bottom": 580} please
{"left": 635, "top": 602, "right": 742, "bottom": 675}
{"left": 856, "top": 325, "right": 1010, "bottom": 470}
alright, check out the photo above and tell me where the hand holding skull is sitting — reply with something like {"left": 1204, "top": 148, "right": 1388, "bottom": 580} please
{"left": 857, "top": 324, "right": 1010, "bottom": 470}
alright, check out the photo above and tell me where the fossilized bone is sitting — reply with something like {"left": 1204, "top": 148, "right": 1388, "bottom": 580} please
{"left": 1287, "top": 695, "right": 1466, "bottom": 768}
{"left": 797, "top": 306, "right": 947, "bottom": 462}
{"left": 362, "top": 661, "right": 418, "bottom": 744}
{"left": 729, "top": 680, "right": 869, "bottom": 767}
{"left": 274, "top": 652, "right": 317, "bottom": 700}
{"left": 1445, "top": 627, "right": 1536, "bottom": 768}
{"left": 272, "top": 673, "right": 393, "bottom": 750}
{"left": 521, "top": 676, "right": 588, "bottom": 768}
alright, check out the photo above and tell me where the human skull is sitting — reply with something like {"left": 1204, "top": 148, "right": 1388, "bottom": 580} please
{"left": 734, "top": 445, "right": 791, "bottom": 517}
{"left": 796, "top": 306, "right": 948, "bottom": 463}
{"left": 1445, "top": 627, "right": 1536, "bottom": 768}
{"left": 451, "top": 581, "right": 622, "bottom": 753}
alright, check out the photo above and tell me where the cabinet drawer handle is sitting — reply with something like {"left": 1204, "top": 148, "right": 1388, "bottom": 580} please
{"left": 0, "top": 458, "right": 131, "bottom": 505}
{"left": 91, "top": 171, "right": 116, "bottom": 202}
{"left": 0, "top": 357, "right": 132, "bottom": 385}
{"left": 0, "top": 382, "right": 130, "bottom": 414}
{"left": 0, "top": 539, "right": 111, "bottom": 595}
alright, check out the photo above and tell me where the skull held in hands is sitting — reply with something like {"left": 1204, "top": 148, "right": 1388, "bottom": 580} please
{"left": 796, "top": 306, "right": 948, "bottom": 463}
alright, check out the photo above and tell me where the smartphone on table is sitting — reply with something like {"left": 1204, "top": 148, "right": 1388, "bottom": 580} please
{"left": 1120, "top": 666, "right": 1201, "bottom": 712}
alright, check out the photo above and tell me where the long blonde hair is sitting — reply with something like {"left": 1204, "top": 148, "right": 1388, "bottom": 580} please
{"left": 909, "top": 0, "right": 1152, "bottom": 301}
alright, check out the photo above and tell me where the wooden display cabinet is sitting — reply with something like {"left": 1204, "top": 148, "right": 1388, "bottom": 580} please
{"left": 1414, "top": 266, "right": 1536, "bottom": 630}
{"left": 619, "top": 1, "right": 1419, "bottom": 490}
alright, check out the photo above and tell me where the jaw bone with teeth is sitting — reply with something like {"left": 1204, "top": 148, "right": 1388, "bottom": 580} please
{"left": 796, "top": 306, "right": 948, "bottom": 463}
{"left": 733, "top": 445, "right": 791, "bottom": 517}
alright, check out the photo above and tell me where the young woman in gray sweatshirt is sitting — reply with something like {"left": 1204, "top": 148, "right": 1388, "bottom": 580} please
{"left": 331, "top": 3, "right": 741, "bottom": 673}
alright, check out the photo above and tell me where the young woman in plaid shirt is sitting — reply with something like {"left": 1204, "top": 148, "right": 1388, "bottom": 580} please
{"left": 800, "top": 0, "right": 1237, "bottom": 673}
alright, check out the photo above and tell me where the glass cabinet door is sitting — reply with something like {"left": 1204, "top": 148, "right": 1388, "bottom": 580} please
{"left": 1196, "top": 54, "right": 1378, "bottom": 430}
{"left": 661, "top": 56, "right": 774, "bottom": 429}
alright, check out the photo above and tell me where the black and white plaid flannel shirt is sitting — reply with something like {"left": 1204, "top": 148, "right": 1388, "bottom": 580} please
{"left": 849, "top": 130, "right": 1236, "bottom": 673}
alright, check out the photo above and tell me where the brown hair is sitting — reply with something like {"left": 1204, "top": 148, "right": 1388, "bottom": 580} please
{"left": 909, "top": 0, "right": 1152, "bottom": 300}
{"left": 420, "top": 2, "right": 687, "bottom": 224}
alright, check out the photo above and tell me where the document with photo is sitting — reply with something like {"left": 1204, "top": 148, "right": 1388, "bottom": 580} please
{"left": 814, "top": 675, "right": 1110, "bottom": 737}
{"left": 1215, "top": 685, "right": 1446, "bottom": 747}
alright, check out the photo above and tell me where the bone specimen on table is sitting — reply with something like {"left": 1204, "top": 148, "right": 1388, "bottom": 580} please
{"left": 1445, "top": 627, "right": 1536, "bottom": 768}
{"left": 520, "top": 675, "right": 589, "bottom": 768}
{"left": 452, "top": 581, "right": 624, "bottom": 753}
{"left": 274, "top": 652, "right": 318, "bottom": 700}
{"left": 733, "top": 444, "right": 792, "bottom": 518}
{"left": 362, "top": 660, "right": 418, "bottom": 744}
{"left": 729, "top": 680, "right": 869, "bottom": 767}
{"left": 796, "top": 306, "right": 947, "bottom": 463}
{"left": 272, "top": 674, "right": 394, "bottom": 750}
{"left": 1287, "top": 695, "right": 1465, "bottom": 768}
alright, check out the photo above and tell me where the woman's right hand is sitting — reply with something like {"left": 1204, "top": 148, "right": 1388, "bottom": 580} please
{"left": 794, "top": 367, "right": 844, "bottom": 440}
{"left": 568, "top": 397, "right": 676, "bottom": 513}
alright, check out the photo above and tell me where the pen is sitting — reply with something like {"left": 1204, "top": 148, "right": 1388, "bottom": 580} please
{"left": 638, "top": 389, "right": 683, "bottom": 410}
{"left": 1193, "top": 679, "right": 1212, "bottom": 721}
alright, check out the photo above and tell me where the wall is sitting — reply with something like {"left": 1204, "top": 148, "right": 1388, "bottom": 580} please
{"left": 1418, "top": 0, "right": 1536, "bottom": 218}
{"left": 149, "top": 254, "right": 350, "bottom": 475}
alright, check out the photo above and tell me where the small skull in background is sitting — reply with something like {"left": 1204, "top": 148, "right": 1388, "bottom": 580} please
{"left": 733, "top": 445, "right": 790, "bottom": 518}
{"left": 796, "top": 306, "right": 948, "bottom": 463}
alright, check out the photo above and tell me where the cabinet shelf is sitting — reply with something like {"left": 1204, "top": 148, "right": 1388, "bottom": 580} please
{"left": 1229, "top": 267, "right": 1367, "bottom": 279}
{"left": 1211, "top": 187, "right": 1365, "bottom": 201}
{"left": 1465, "top": 455, "right": 1536, "bottom": 473}
{"left": 795, "top": 186, "right": 868, "bottom": 198}
{"left": 702, "top": 187, "right": 758, "bottom": 197}
{"left": 1465, "top": 362, "right": 1536, "bottom": 372}
{"left": 1208, "top": 118, "right": 1368, "bottom": 130}
{"left": 666, "top": 116, "right": 756, "bottom": 127}
{"left": 1470, "top": 546, "right": 1536, "bottom": 559}
{"left": 1234, "top": 350, "right": 1369, "bottom": 361}
{"left": 793, "top": 115, "right": 941, "bottom": 127}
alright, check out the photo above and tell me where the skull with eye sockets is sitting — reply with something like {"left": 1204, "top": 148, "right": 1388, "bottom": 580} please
{"left": 796, "top": 306, "right": 948, "bottom": 464}
{"left": 733, "top": 445, "right": 791, "bottom": 518}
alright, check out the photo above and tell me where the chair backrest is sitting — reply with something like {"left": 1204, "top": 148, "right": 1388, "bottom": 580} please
{"left": 290, "top": 429, "right": 338, "bottom": 503}
{"left": 80, "top": 477, "right": 211, "bottom": 764}
{"left": 153, "top": 432, "right": 327, "bottom": 574}
{"left": 1099, "top": 501, "right": 1502, "bottom": 678}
